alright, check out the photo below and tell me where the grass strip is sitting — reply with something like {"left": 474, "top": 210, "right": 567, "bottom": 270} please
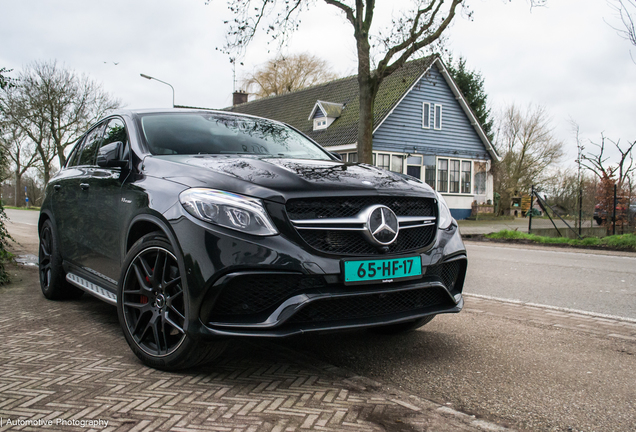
{"left": 485, "top": 230, "right": 636, "bottom": 252}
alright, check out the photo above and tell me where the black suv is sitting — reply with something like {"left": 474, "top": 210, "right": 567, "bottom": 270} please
{"left": 39, "top": 109, "right": 467, "bottom": 370}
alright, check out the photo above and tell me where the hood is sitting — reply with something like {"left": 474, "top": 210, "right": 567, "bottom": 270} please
{"left": 143, "top": 155, "right": 435, "bottom": 203}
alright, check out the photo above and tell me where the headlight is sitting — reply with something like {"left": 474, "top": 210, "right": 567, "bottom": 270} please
{"left": 435, "top": 191, "right": 454, "bottom": 230}
{"left": 179, "top": 188, "right": 279, "bottom": 236}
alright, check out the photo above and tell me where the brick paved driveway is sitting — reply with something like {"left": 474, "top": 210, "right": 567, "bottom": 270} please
{"left": 0, "top": 265, "right": 501, "bottom": 432}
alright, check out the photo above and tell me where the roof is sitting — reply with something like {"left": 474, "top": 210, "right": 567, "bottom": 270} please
{"left": 217, "top": 56, "right": 498, "bottom": 161}
{"left": 226, "top": 56, "right": 437, "bottom": 148}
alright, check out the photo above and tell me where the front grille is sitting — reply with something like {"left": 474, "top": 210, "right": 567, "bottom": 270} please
{"left": 287, "top": 287, "right": 451, "bottom": 324}
{"left": 210, "top": 274, "right": 327, "bottom": 317}
{"left": 286, "top": 196, "right": 437, "bottom": 255}
{"left": 300, "top": 225, "right": 435, "bottom": 255}
{"left": 427, "top": 260, "right": 462, "bottom": 290}
{"left": 286, "top": 196, "right": 435, "bottom": 220}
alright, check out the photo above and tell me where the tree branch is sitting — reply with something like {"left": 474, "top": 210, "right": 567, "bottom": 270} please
{"left": 323, "top": 0, "right": 355, "bottom": 24}
{"left": 378, "top": 0, "right": 462, "bottom": 80}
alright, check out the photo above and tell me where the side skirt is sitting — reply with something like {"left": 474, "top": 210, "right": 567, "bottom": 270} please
{"left": 66, "top": 273, "right": 118, "bottom": 305}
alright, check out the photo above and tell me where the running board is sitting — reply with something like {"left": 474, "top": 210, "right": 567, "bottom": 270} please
{"left": 66, "top": 273, "right": 118, "bottom": 305}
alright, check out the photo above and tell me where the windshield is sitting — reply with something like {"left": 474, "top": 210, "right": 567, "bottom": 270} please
{"left": 140, "top": 112, "right": 331, "bottom": 160}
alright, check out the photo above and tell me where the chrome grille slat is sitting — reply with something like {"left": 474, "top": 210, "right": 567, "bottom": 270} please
{"left": 286, "top": 197, "right": 437, "bottom": 255}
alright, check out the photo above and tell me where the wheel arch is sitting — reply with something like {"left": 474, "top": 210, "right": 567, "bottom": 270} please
{"left": 125, "top": 214, "right": 182, "bottom": 258}
{"left": 38, "top": 209, "right": 54, "bottom": 233}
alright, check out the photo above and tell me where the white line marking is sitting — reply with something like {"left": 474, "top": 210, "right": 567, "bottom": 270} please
{"left": 9, "top": 221, "right": 37, "bottom": 226}
{"left": 466, "top": 243, "right": 636, "bottom": 260}
{"left": 464, "top": 293, "right": 636, "bottom": 324}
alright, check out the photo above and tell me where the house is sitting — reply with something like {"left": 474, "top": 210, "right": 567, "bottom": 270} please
{"left": 224, "top": 56, "right": 499, "bottom": 220}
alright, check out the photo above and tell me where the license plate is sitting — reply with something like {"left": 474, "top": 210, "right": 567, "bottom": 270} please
{"left": 343, "top": 256, "right": 422, "bottom": 285}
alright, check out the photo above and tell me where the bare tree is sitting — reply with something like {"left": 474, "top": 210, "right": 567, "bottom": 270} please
{"left": 216, "top": 0, "right": 545, "bottom": 164}
{"left": 217, "top": 0, "right": 471, "bottom": 164}
{"left": 493, "top": 104, "right": 564, "bottom": 213}
{"left": 0, "top": 122, "right": 39, "bottom": 206}
{"left": 1, "top": 79, "right": 58, "bottom": 184}
{"left": 581, "top": 133, "right": 635, "bottom": 188}
{"left": 0, "top": 68, "right": 13, "bottom": 91}
{"left": 0, "top": 61, "right": 121, "bottom": 183}
{"left": 242, "top": 53, "right": 338, "bottom": 98}
{"left": 542, "top": 168, "right": 598, "bottom": 218}
{"left": 609, "top": 0, "right": 636, "bottom": 59}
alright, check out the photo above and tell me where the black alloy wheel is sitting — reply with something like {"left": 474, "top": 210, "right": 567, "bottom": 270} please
{"left": 39, "top": 219, "right": 83, "bottom": 300}
{"left": 118, "top": 233, "right": 226, "bottom": 370}
{"left": 121, "top": 245, "right": 186, "bottom": 356}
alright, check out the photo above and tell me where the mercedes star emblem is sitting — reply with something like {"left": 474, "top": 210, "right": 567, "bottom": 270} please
{"left": 366, "top": 205, "right": 399, "bottom": 245}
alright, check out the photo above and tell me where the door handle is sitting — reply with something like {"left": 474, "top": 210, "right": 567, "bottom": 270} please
{"left": 80, "top": 183, "right": 90, "bottom": 190}
{"left": 53, "top": 185, "right": 61, "bottom": 191}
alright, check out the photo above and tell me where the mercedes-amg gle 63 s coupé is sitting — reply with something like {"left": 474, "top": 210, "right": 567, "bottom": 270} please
{"left": 38, "top": 109, "right": 467, "bottom": 370}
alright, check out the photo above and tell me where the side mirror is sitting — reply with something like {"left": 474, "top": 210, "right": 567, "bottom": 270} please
{"left": 330, "top": 152, "right": 343, "bottom": 161}
{"left": 97, "top": 141, "right": 127, "bottom": 168}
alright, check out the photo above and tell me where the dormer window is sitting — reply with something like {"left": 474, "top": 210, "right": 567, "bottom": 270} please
{"left": 314, "top": 118, "right": 329, "bottom": 130}
{"left": 309, "top": 100, "right": 344, "bottom": 131}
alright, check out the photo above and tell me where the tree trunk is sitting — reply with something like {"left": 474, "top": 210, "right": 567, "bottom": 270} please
{"left": 357, "top": 82, "right": 376, "bottom": 165}
{"left": 42, "top": 162, "right": 50, "bottom": 185}
{"left": 355, "top": 36, "right": 378, "bottom": 165}
{"left": 56, "top": 142, "right": 67, "bottom": 168}
{"left": 14, "top": 170, "right": 22, "bottom": 207}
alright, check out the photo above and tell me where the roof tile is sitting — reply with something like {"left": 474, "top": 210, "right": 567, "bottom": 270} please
{"left": 226, "top": 56, "right": 435, "bottom": 147}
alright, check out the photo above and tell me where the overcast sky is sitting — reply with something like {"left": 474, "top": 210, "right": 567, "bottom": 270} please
{"left": 1, "top": 0, "right": 634, "bottom": 167}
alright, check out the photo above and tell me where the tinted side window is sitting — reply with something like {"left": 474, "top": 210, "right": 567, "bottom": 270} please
{"left": 77, "top": 123, "right": 105, "bottom": 166}
{"left": 66, "top": 137, "right": 85, "bottom": 167}
{"left": 101, "top": 118, "right": 128, "bottom": 148}
{"left": 100, "top": 118, "right": 130, "bottom": 163}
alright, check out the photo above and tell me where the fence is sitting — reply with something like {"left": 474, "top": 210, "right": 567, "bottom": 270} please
{"left": 528, "top": 184, "right": 635, "bottom": 238}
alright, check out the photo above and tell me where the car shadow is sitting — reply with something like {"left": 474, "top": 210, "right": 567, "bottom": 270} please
{"left": 73, "top": 292, "right": 462, "bottom": 378}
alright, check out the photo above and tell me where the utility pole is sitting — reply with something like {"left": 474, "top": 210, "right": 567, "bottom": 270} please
{"left": 575, "top": 125, "right": 584, "bottom": 235}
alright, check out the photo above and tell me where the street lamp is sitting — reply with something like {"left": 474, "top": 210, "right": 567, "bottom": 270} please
{"left": 140, "top": 73, "right": 175, "bottom": 107}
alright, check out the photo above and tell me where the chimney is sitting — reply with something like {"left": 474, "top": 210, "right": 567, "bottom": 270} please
{"left": 233, "top": 91, "right": 248, "bottom": 106}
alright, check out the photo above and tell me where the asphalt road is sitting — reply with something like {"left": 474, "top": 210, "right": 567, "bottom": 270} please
{"left": 5, "top": 208, "right": 39, "bottom": 226}
{"left": 464, "top": 242, "right": 636, "bottom": 319}
{"left": 5, "top": 209, "right": 636, "bottom": 431}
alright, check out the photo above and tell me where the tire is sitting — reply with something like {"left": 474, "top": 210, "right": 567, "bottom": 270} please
{"left": 368, "top": 315, "right": 435, "bottom": 335}
{"left": 39, "top": 219, "right": 83, "bottom": 300}
{"left": 117, "top": 232, "right": 226, "bottom": 370}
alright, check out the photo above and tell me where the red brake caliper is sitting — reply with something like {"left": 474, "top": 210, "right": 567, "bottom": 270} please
{"left": 139, "top": 269, "right": 153, "bottom": 304}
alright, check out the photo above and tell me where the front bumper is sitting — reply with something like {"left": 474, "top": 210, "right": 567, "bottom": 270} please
{"left": 168, "top": 208, "right": 467, "bottom": 339}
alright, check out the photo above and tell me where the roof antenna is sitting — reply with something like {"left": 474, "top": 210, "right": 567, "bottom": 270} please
{"left": 230, "top": 57, "right": 244, "bottom": 92}
{"left": 230, "top": 57, "right": 236, "bottom": 92}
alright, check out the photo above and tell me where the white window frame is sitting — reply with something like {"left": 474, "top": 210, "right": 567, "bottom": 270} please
{"left": 422, "top": 102, "right": 431, "bottom": 129}
{"left": 436, "top": 157, "right": 476, "bottom": 196}
{"left": 391, "top": 154, "right": 404, "bottom": 173}
{"left": 406, "top": 155, "right": 423, "bottom": 180}
{"left": 372, "top": 151, "right": 410, "bottom": 174}
{"left": 473, "top": 161, "right": 488, "bottom": 195}
{"left": 313, "top": 118, "right": 328, "bottom": 130}
{"left": 375, "top": 153, "right": 391, "bottom": 171}
{"left": 437, "top": 158, "right": 449, "bottom": 193}
{"left": 461, "top": 160, "right": 472, "bottom": 194}
{"left": 434, "top": 104, "right": 443, "bottom": 130}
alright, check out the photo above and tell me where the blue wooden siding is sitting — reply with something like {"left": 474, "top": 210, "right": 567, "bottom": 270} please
{"left": 372, "top": 64, "right": 490, "bottom": 160}
{"left": 313, "top": 109, "right": 325, "bottom": 119}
